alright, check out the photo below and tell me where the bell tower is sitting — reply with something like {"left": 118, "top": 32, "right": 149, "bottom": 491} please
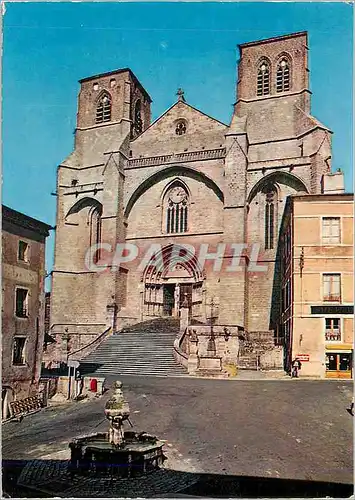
{"left": 74, "top": 68, "right": 152, "bottom": 162}
{"left": 236, "top": 31, "right": 310, "bottom": 116}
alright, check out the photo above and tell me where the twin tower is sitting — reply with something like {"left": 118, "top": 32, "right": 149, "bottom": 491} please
{"left": 48, "top": 31, "right": 333, "bottom": 362}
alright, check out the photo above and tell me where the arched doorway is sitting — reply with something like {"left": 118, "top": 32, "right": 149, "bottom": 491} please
{"left": 142, "top": 244, "right": 205, "bottom": 320}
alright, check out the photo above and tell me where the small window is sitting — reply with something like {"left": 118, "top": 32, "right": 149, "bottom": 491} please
{"left": 325, "top": 318, "right": 341, "bottom": 342}
{"left": 175, "top": 120, "right": 187, "bottom": 136}
{"left": 257, "top": 60, "right": 270, "bottom": 96}
{"left": 133, "top": 100, "right": 143, "bottom": 135}
{"left": 276, "top": 58, "right": 290, "bottom": 93}
{"left": 323, "top": 217, "right": 341, "bottom": 244}
{"left": 12, "top": 337, "right": 26, "bottom": 365}
{"left": 15, "top": 288, "right": 29, "bottom": 318}
{"left": 323, "top": 274, "right": 341, "bottom": 302}
{"left": 18, "top": 241, "right": 29, "bottom": 262}
{"left": 96, "top": 93, "right": 112, "bottom": 123}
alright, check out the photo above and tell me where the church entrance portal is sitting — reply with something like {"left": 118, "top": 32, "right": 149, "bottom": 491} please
{"left": 142, "top": 244, "right": 204, "bottom": 321}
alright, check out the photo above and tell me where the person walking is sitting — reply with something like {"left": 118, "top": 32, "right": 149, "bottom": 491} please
{"left": 291, "top": 358, "right": 302, "bottom": 378}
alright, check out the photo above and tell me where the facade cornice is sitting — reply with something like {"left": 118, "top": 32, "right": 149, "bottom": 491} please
{"left": 2, "top": 205, "right": 52, "bottom": 237}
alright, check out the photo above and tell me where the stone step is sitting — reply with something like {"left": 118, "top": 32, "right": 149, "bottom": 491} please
{"left": 81, "top": 321, "right": 186, "bottom": 377}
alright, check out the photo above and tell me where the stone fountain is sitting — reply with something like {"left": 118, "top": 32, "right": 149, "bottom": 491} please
{"left": 14, "top": 380, "right": 200, "bottom": 497}
{"left": 69, "top": 381, "right": 166, "bottom": 478}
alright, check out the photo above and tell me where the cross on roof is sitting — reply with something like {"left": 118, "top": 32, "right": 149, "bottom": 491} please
{"left": 176, "top": 88, "right": 186, "bottom": 102}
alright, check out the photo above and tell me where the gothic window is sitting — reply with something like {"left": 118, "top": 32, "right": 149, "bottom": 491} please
{"left": 134, "top": 99, "right": 143, "bottom": 135}
{"left": 257, "top": 60, "right": 270, "bottom": 96}
{"left": 89, "top": 206, "right": 102, "bottom": 264}
{"left": 165, "top": 184, "right": 189, "bottom": 234}
{"left": 175, "top": 120, "right": 187, "bottom": 136}
{"left": 96, "top": 93, "right": 112, "bottom": 123}
{"left": 264, "top": 185, "right": 277, "bottom": 250}
{"left": 276, "top": 58, "right": 290, "bottom": 93}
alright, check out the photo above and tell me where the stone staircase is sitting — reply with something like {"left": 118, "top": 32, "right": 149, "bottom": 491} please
{"left": 80, "top": 318, "right": 187, "bottom": 378}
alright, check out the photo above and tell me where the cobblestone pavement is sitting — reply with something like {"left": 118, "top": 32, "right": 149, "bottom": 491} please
{"left": 2, "top": 376, "right": 353, "bottom": 493}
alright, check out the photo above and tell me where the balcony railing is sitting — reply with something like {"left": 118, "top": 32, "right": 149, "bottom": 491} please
{"left": 323, "top": 295, "right": 341, "bottom": 302}
{"left": 325, "top": 330, "right": 341, "bottom": 342}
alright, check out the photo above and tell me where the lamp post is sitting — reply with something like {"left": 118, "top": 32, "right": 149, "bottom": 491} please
{"left": 207, "top": 298, "right": 216, "bottom": 355}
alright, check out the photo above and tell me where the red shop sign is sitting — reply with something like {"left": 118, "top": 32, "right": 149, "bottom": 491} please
{"left": 297, "top": 354, "right": 310, "bottom": 362}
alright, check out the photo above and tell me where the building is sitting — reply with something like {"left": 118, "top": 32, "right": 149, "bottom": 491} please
{"left": 49, "top": 31, "right": 337, "bottom": 363}
{"left": 2, "top": 206, "right": 51, "bottom": 418}
{"left": 277, "top": 185, "right": 353, "bottom": 378}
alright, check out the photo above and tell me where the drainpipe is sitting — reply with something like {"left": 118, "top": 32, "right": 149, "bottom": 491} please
{"left": 31, "top": 317, "right": 40, "bottom": 386}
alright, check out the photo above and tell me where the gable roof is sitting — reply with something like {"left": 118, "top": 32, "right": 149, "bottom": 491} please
{"left": 131, "top": 99, "right": 228, "bottom": 142}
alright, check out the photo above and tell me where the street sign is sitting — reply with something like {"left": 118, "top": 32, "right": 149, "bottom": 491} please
{"left": 67, "top": 360, "right": 80, "bottom": 368}
{"left": 297, "top": 354, "right": 310, "bottom": 362}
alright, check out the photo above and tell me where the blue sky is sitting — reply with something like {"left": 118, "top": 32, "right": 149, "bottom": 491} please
{"left": 2, "top": 2, "right": 353, "bottom": 281}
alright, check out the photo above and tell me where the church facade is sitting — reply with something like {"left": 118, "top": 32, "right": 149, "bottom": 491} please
{"left": 49, "top": 31, "right": 334, "bottom": 362}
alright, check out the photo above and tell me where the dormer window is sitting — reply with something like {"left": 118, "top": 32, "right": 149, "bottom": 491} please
{"left": 175, "top": 120, "right": 187, "bottom": 136}
{"left": 96, "top": 93, "right": 112, "bottom": 123}
{"left": 257, "top": 60, "right": 270, "bottom": 96}
{"left": 276, "top": 58, "right": 290, "bottom": 93}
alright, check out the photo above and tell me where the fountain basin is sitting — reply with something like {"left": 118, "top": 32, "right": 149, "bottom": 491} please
{"left": 69, "top": 430, "right": 166, "bottom": 478}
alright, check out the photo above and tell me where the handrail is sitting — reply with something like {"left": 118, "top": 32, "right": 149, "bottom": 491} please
{"left": 68, "top": 327, "right": 112, "bottom": 360}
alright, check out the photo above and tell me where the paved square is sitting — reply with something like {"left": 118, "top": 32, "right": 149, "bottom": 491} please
{"left": 2, "top": 376, "right": 353, "bottom": 495}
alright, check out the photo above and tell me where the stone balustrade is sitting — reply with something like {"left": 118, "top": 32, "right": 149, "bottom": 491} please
{"left": 174, "top": 322, "right": 241, "bottom": 377}
{"left": 128, "top": 148, "right": 226, "bottom": 168}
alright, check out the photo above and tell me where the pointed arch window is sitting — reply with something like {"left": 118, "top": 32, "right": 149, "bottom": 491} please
{"left": 257, "top": 61, "right": 270, "bottom": 96}
{"left": 276, "top": 58, "right": 290, "bottom": 93}
{"left": 96, "top": 93, "right": 112, "bottom": 123}
{"left": 89, "top": 206, "right": 102, "bottom": 264}
{"left": 264, "top": 186, "right": 277, "bottom": 250}
{"left": 164, "top": 184, "right": 189, "bottom": 234}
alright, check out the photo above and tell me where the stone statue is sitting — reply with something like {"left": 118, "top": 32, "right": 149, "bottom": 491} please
{"left": 181, "top": 292, "right": 189, "bottom": 308}
{"left": 105, "top": 381, "right": 130, "bottom": 446}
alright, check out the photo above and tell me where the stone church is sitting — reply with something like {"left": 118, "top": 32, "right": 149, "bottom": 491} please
{"left": 49, "top": 31, "right": 333, "bottom": 362}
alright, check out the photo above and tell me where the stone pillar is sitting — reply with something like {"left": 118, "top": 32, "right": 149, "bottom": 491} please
{"left": 139, "top": 289, "right": 144, "bottom": 322}
{"left": 187, "top": 333, "right": 199, "bottom": 375}
{"left": 174, "top": 283, "right": 180, "bottom": 318}
{"left": 106, "top": 302, "right": 118, "bottom": 332}
{"left": 180, "top": 293, "right": 189, "bottom": 332}
{"left": 61, "top": 329, "right": 70, "bottom": 362}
